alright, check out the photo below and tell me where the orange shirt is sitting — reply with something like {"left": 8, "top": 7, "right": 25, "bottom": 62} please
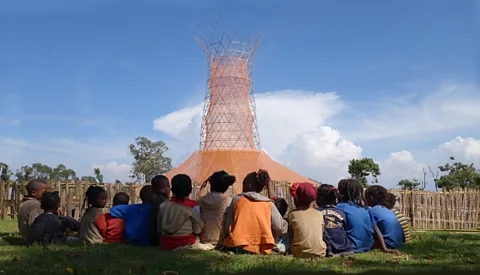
{"left": 95, "top": 213, "right": 125, "bottom": 243}
{"left": 223, "top": 196, "right": 275, "bottom": 254}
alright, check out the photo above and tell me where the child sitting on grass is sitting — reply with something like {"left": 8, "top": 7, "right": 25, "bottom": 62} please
{"left": 95, "top": 192, "right": 129, "bottom": 243}
{"left": 273, "top": 198, "right": 290, "bottom": 254}
{"left": 365, "top": 186, "right": 404, "bottom": 252}
{"left": 170, "top": 174, "right": 200, "bottom": 212}
{"left": 158, "top": 174, "right": 204, "bottom": 250}
{"left": 316, "top": 184, "right": 353, "bottom": 257}
{"left": 18, "top": 179, "right": 49, "bottom": 241}
{"left": 79, "top": 185, "right": 107, "bottom": 244}
{"left": 149, "top": 175, "right": 171, "bottom": 246}
{"left": 109, "top": 186, "right": 155, "bottom": 246}
{"left": 222, "top": 170, "right": 287, "bottom": 255}
{"left": 27, "top": 191, "right": 80, "bottom": 245}
{"left": 384, "top": 192, "right": 410, "bottom": 242}
{"left": 288, "top": 182, "right": 327, "bottom": 258}
{"left": 336, "top": 179, "right": 376, "bottom": 253}
{"left": 198, "top": 171, "right": 235, "bottom": 245}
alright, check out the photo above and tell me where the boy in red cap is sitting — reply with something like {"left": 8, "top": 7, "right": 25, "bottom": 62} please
{"left": 288, "top": 182, "right": 327, "bottom": 258}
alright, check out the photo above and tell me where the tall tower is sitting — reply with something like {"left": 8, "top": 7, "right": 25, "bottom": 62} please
{"left": 198, "top": 32, "right": 261, "bottom": 152}
{"left": 164, "top": 32, "right": 314, "bottom": 195}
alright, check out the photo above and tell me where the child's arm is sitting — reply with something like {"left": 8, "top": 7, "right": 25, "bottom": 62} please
{"left": 59, "top": 216, "right": 80, "bottom": 232}
{"left": 191, "top": 210, "right": 204, "bottom": 235}
{"left": 373, "top": 224, "right": 400, "bottom": 254}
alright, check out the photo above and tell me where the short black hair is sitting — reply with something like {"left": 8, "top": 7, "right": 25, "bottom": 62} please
{"left": 316, "top": 184, "right": 339, "bottom": 207}
{"left": 274, "top": 198, "right": 288, "bottom": 217}
{"left": 26, "top": 179, "right": 48, "bottom": 196}
{"left": 365, "top": 185, "right": 388, "bottom": 207}
{"left": 139, "top": 185, "right": 154, "bottom": 203}
{"left": 171, "top": 174, "right": 192, "bottom": 200}
{"left": 383, "top": 192, "right": 397, "bottom": 209}
{"left": 151, "top": 175, "right": 169, "bottom": 193}
{"left": 338, "top": 179, "right": 365, "bottom": 206}
{"left": 208, "top": 171, "right": 236, "bottom": 193}
{"left": 84, "top": 185, "right": 107, "bottom": 208}
{"left": 113, "top": 192, "right": 129, "bottom": 206}
{"left": 40, "top": 191, "right": 60, "bottom": 211}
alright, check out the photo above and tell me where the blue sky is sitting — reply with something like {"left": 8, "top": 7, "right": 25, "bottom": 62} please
{"left": 1, "top": 0, "right": 479, "bottom": 186}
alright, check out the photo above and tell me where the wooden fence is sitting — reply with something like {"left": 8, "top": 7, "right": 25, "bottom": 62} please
{"left": 1, "top": 181, "right": 479, "bottom": 231}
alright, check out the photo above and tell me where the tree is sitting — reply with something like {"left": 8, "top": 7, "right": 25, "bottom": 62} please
{"left": 398, "top": 179, "right": 420, "bottom": 190}
{"left": 129, "top": 136, "right": 173, "bottom": 183}
{"left": 15, "top": 165, "right": 34, "bottom": 182}
{"left": 435, "top": 156, "right": 479, "bottom": 190}
{"left": 348, "top": 158, "right": 381, "bottom": 187}
{"left": 115, "top": 179, "right": 122, "bottom": 184}
{"left": 0, "top": 162, "right": 12, "bottom": 183}
{"left": 31, "top": 163, "right": 53, "bottom": 181}
{"left": 81, "top": 176, "right": 97, "bottom": 183}
{"left": 94, "top": 168, "right": 104, "bottom": 183}
{"left": 50, "top": 164, "right": 76, "bottom": 181}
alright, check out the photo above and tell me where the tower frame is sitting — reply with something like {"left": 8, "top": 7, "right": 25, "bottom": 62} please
{"left": 196, "top": 32, "right": 262, "bottom": 152}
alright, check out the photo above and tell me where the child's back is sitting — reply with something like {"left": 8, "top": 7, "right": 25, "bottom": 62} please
{"left": 368, "top": 205, "right": 404, "bottom": 249}
{"left": 289, "top": 182, "right": 327, "bottom": 258}
{"left": 27, "top": 191, "right": 79, "bottom": 245}
{"left": 158, "top": 200, "right": 204, "bottom": 250}
{"left": 336, "top": 179, "right": 375, "bottom": 253}
{"left": 109, "top": 186, "right": 154, "bottom": 246}
{"left": 96, "top": 192, "right": 129, "bottom": 244}
{"left": 316, "top": 184, "right": 353, "bottom": 256}
{"left": 385, "top": 193, "right": 410, "bottom": 242}
{"left": 318, "top": 206, "right": 353, "bottom": 256}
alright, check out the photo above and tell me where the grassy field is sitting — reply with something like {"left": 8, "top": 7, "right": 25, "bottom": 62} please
{"left": 0, "top": 219, "right": 479, "bottom": 275}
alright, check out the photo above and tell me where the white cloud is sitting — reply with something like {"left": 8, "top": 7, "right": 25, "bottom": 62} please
{"left": 379, "top": 150, "right": 425, "bottom": 188}
{"left": 436, "top": 137, "right": 480, "bottom": 161}
{"left": 281, "top": 126, "right": 362, "bottom": 184}
{"left": 343, "top": 84, "right": 480, "bottom": 141}
{"left": 93, "top": 161, "right": 132, "bottom": 183}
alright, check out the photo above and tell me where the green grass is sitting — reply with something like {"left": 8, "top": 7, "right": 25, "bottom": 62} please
{"left": 0, "top": 219, "right": 479, "bottom": 275}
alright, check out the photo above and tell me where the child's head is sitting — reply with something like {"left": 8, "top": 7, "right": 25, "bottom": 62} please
{"left": 338, "top": 179, "right": 364, "bottom": 206}
{"left": 151, "top": 175, "right": 171, "bottom": 199}
{"left": 171, "top": 174, "right": 192, "bottom": 201}
{"left": 140, "top": 185, "right": 155, "bottom": 204}
{"left": 242, "top": 169, "right": 271, "bottom": 193}
{"left": 290, "top": 182, "right": 317, "bottom": 208}
{"left": 274, "top": 198, "right": 288, "bottom": 217}
{"left": 316, "top": 184, "right": 339, "bottom": 207}
{"left": 26, "top": 179, "right": 49, "bottom": 200}
{"left": 384, "top": 192, "right": 397, "bottom": 209}
{"left": 113, "top": 192, "right": 129, "bottom": 206}
{"left": 40, "top": 191, "right": 60, "bottom": 213}
{"left": 364, "top": 185, "right": 388, "bottom": 207}
{"left": 206, "top": 170, "right": 236, "bottom": 194}
{"left": 84, "top": 185, "right": 107, "bottom": 208}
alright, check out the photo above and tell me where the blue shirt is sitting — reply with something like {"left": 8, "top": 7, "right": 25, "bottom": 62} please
{"left": 336, "top": 201, "right": 375, "bottom": 253}
{"left": 368, "top": 205, "right": 405, "bottom": 249}
{"left": 110, "top": 204, "right": 152, "bottom": 246}
{"left": 317, "top": 206, "right": 353, "bottom": 256}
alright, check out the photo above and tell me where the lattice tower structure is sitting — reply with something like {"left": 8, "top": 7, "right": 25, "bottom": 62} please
{"left": 198, "top": 32, "right": 261, "bottom": 151}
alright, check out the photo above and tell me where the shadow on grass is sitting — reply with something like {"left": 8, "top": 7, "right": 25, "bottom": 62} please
{"left": 0, "top": 232, "right": 478, "bottom": 274}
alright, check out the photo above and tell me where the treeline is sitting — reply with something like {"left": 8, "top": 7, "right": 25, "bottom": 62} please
{"left": 347, "top": 156, "right": 480, "bottom": 191}
{"left": 0, "top": 162, "right": 109, "bottom": 184}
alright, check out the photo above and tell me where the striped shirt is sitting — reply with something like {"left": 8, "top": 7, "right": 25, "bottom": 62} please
{"left": 392, "top": 209, "right": 410, "bottom": 242}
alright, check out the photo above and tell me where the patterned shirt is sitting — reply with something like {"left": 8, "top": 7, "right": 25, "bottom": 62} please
{"left": 392, "top": 209, "right": 410, "bottom": 242}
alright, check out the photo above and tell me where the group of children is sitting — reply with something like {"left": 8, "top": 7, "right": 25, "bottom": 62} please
{"left": 17, "top": 170, "right": 409, "bottom": 258}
